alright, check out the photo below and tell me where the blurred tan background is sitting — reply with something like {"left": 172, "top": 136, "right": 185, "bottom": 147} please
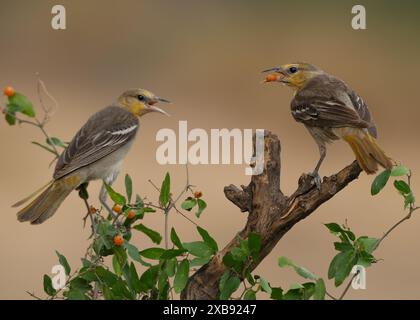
{"left": 0, "top": 0, "right": 419, "bottom": 299}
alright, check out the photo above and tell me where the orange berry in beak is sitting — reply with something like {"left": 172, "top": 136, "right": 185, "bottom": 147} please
{"left": 264, "top": 74, "right": 278, "bottom": 83}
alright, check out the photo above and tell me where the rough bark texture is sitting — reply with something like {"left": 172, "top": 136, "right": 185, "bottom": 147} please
{"left": 181, "top": 131, "right": 362, "bottom": 300}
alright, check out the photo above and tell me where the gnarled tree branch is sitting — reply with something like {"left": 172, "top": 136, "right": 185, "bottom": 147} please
{"left": 181, "top": 131, "right": 362, "bottom": 300}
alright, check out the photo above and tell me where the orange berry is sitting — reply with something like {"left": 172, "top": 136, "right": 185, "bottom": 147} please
{"left": 89, "top": 205, "right": 97, "bottom": 214}
{"left": 194, "top": 191, "right": 202, "bottom": 199}
{"left": 112, "top": 204, "right": 122, "bottom": 214}
{"left": 113, "top": 235, "right": 124, "bottom": 246}
{"left": 264, "top": 74, "right": 278, "bottom": 82}
{"left": 127, "top": 210, "right": 135, "bottom": 219}
{"left": 3, "top": 86, "right": 14, "bottom": 97}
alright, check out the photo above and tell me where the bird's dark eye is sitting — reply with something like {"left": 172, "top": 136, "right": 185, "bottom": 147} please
{"left": 137, "top": 95, "right": 145, "bottom": 101}
{"left": 289, "top": 66, "right": 298, "bottom": 74}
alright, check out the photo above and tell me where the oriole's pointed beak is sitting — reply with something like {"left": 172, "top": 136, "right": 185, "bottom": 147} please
{"left": 148, "top": 104, "right": 170, "bottom": 117}
{"left": 262, "top": 67, "right": 282, "bottom": 73}
{"left": 157, "top": 97, "right": 171, "bottom": 103}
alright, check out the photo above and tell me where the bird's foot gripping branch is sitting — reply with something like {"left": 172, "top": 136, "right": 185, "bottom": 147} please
{"left": 3, "top": 85, "right": 418, "bottom": 300}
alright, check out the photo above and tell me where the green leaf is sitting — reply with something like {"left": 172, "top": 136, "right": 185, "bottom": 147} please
{"left": 111, "top": 279, "right": 134, "bottom": 299}
{"left": 183, "top": 241, "right": 213, "bottom": 258}
{"left": 302, "top": 282, "right": 316, "bottom": 300}
{"left": 357, "top": 237, "right": 379, "bottom": 254}
{"left": 113, "top": 246, "right": 128, "bottom": 268}
{"left": 357, "top": 251, "right": 376, "bottom": 267}
{"left": 133, "top": 224, "right": 162, "bottom": 245}
{"left": 289, "top": 283, "right": 304, "bottom": 290}
{"left": 171, "top": 227, "right": 183, "bottom": 249}
{"left": 174, "top": 259, "right": 189, "bottom": 293}
{"left": 197, "top": 226, "right": 218, "bottom": 254}
{"left": 129, "top": 262, "right": 141, "bottom": 294}
{"left": 103, "top": 182, "right": 126, "bottom": 205}
{"left": 124, "top": 242, "right": 143, "bottom": 263}
{"left": 8, "top": 92, "right": 35, "bottom": 117}
{"left": 394, "top": 180, "right": 411, "bottom": 195}
{"left": 270, "top": 287, "right": 283, "bottom": 300}
{"left": 112, "top": 255, "right": 122, "bottom": 276}
{"left": 139, "top": 247, "right": 165, "bottom": 260}
{"left": 31, "top": 141, "right": 56, "bottom": 154}
{"left": 259, "top": 277, "right": 272, "bottom": 295}
{"left": 46, "top": 137, "right": 66, "bottom": 148}
{"left": 190, "top": 256, "right": 211, "bottom": 267}
{"left": 324, "top": 223, "right": 355, "bottom": 242}
{"left": 218, "top": 271, "right": 230, "bottom": 294}
{"left": 334, "top": 242, "right": 354, "bottom": 252}
{"left": 68, "top": 277, "right": 91, "bottom": 293}
{"left": 5, "top": 112, "right": 16, "bottom": 125}
{"left": 404, "top": 193, "right": 415, "bottom": 209}
{"left": 181, "top": 198, "right": 196, "bottom": 210}
{"left": 283, "top": 288, "right": 303, "bottom": 300}
{"left": 329, "top": 250, "right": 357, "bottom": 286}
{"left": 391, "top": 165, "right": 410, "bottom": 177}
{"left": 230, "top": 247, "right": 248, "bottom": 263}
{"left": 7, "top": 103, "right": 23, "bottom": 113}
{"left": 246, "top": 271, "right": 255, "bottom": 286}
{"left": 243, "top": 289, "right": 256, "bottom": 300}
{"left": 313, "top": 279, "right": 326, "bottom": 300}
{"left": 160, "top": 249, "right": 187, "bottom": 260}
{"left": 125, "top": 174, "right": 133, "bottom": 203}
{"left": 55, "top": 251, "right": 71, "bottom": 276}
{"left": 248, "top": 232, "right": 261, "bottom": 261}
{"left": 164, "top": 258, "right": 177, "bottom": 277}
{"left": 324, "top": 222, "right": 343, "bottom": 233}
{"left": 158, "top": 271, "right": 170, "bottom": 300}
{"left": 138, "top": 266, "right": 159, "bottom": 292}
{"left": 43, "top": 274, "right": 56, "bottom": 296}
{"left": 219, "top": 274, "right": 240, "bottom": 300}
{"left": 77, "top": 183, "right": 89, "bottom": 200}
{"left": 278, "top": 256, "right": 317, "bottom": 280}
{"left": 95, "top": 266, "right": 118, "bottom": 287}
{"left": 135, "top": 194, "right": 144, "bottom": 207}
{"left": 196, "top": 199, "right": 207, "bottom": 218}
{"left": 66, "top": 288, "right": 89, "bottom": 300}
{"left": 159, "top": 172, "right": 171, "bottom": 207}
{"left": 371, "top": 169, "right": 391, "bottom": 195}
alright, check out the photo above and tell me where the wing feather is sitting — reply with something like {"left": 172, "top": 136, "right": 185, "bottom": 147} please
{"left": 53, "top": 106, "right": 139, "bottom": 179}
{"left": 291, "top": 74, "right": 374, "bottom": 131}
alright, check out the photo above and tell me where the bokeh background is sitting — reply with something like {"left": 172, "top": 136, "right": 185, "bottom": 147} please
{"left": 0, "top": 0, "right": 419, "bottom": 299}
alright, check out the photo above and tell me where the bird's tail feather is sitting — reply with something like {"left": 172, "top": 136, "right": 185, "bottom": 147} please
{"left": 16, "top": 176, "right": 81, "bottom": 224}
{"left": 12, "top": 179, "right": 54, "bottom": 208}
{"left": 343, "top": 133, "right": 393, "bottom": 174}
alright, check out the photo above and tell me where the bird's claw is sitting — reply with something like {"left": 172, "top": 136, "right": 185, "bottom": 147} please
{"left": 308, "top": 171, "right": 322, "bottom": 190}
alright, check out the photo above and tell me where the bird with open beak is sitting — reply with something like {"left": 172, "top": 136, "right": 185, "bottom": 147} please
{"left": 263, "top": 62, "right": 392, "bottom": 189}
{"left": 14, "top": 88, "right": 170, "bottom": 224}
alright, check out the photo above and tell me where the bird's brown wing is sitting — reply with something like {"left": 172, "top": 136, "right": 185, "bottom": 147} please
{"left": 53, "top": 106, "right": 139, "bottom": 180}
{"left": 291, "top": 75, "right": 373, "bottom": 130}
{"left": 347, "top": 90, "right": 377, "bottom": 138}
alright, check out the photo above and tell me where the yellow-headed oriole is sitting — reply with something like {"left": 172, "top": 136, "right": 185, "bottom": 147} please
{"left": 263, "top": 62, "right": 392, "bottom": 187}
{"left": 14, "top": 88, "right": 169, "bottom": 224}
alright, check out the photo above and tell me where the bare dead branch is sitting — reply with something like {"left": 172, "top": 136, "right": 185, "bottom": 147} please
{"left": 181, "top": 131, "right": 362, "bottom": 300}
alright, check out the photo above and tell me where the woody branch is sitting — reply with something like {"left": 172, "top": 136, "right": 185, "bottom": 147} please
{"left": 181, "top": 131, "right": 362, "bottom": 300}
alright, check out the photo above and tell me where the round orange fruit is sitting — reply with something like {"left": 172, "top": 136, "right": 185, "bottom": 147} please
{"left": 113, "top": 235, "right": 124, "bottom": 246}
{"left": 127, "top": 210, "right": 135, "bottom": 219}
{"left": 3, "top": 86, "right": 14, "bottom": 97}
{"left": 112, "top": 204, "right": 122, "bottom": 214}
